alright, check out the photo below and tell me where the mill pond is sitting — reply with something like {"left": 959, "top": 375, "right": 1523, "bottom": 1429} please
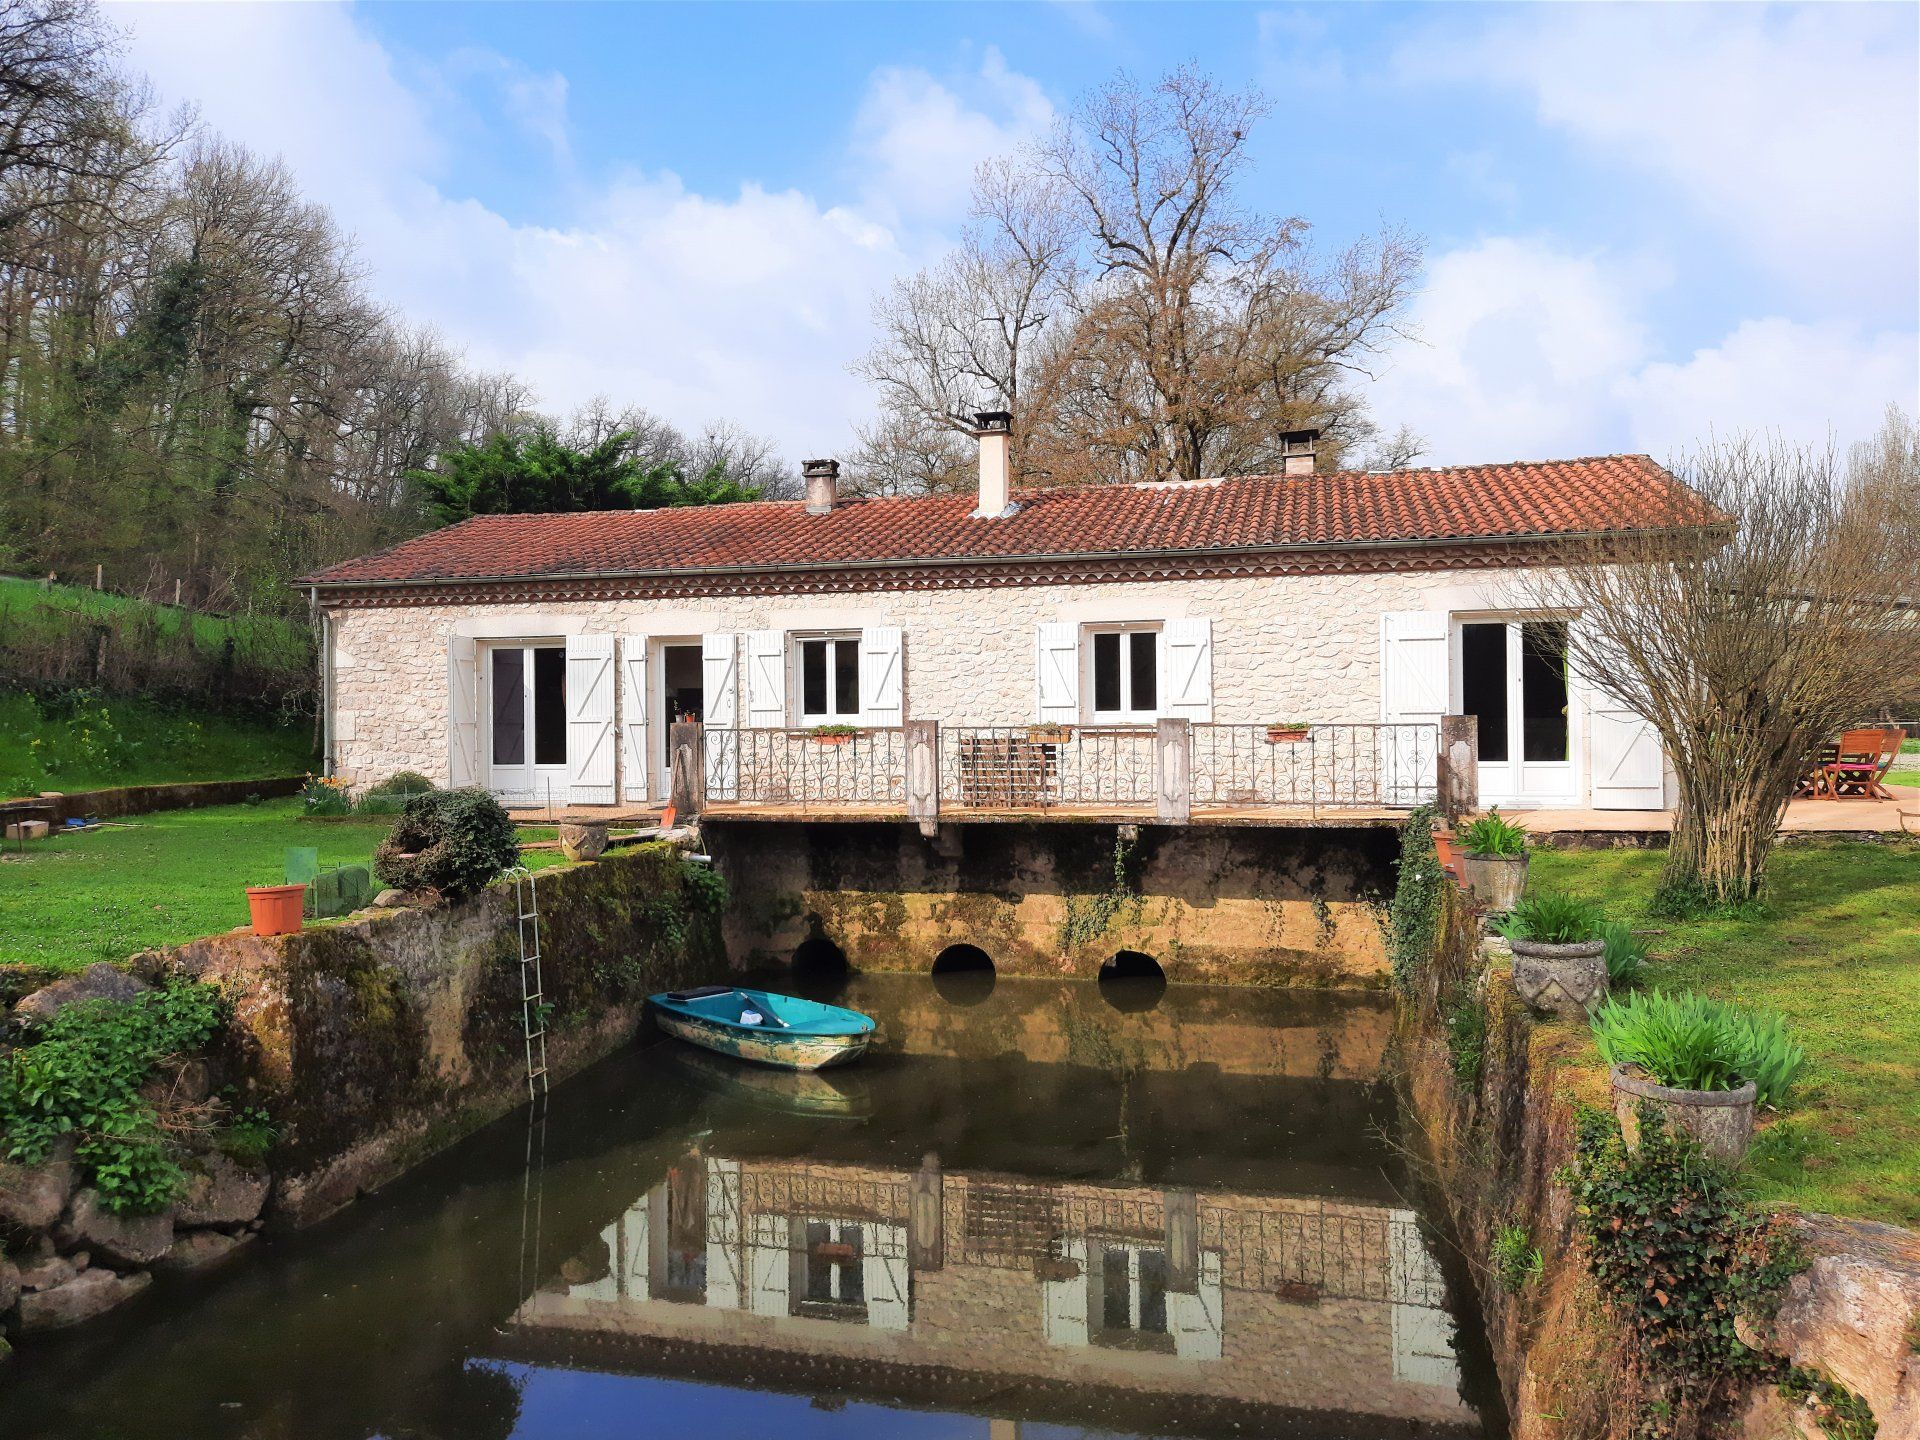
{"left": 0, "top": 973, "right": 1503, "bottom": 1439}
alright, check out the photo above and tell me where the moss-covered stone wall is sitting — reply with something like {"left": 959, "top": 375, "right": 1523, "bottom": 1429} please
{"left": 705, "top": 819, "right": 1397, "bottom": 987}
{"left": 142, "top": 842, "right": 722, "bottom": 1225}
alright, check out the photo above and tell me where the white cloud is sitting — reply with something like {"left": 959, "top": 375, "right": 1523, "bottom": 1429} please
{"left": 108, "top": 3, "right": 1055, "bottom": 459}
{"left": 1370, "top": 236, "right": 1918, "bottom": 465}
{"left": 850, "top": 48, "right": 1054, "bottom": 222}
{"left": 1414, "top": 5, "right": 1919, "bottom": 305}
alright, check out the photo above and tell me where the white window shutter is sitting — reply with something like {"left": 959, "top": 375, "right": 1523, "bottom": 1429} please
{"left": 702, "top": 634, "right": 740, "bottom": 799}
{"left": 620, "top": 636, "right": 650, "bottom": 804}
{"left": 1379, "top": 611, "right": 1449, "bottom": 807}
{"left": 860, "top": 625, "right": 904, "bottom": 726}
{"left": 447, "top": 634, "right": 479, "bottom": 789}
{"left": 1160, "top": 618, "right": 1213, "bottom": 722}
{"left": 566, "top": 635, "right": 616, "bottom": 805}
{"left": 744, "top": 629, "right": 786, "bottom": 729}
{"left": 1572, "top": 623, "right": 1665, "bottom": 810}
{"left": 1035, "top": 622, "right": 1079, "bottom": 724}
{"left": 1042, "top": 1236, "right": 1090, "bottom": 1349}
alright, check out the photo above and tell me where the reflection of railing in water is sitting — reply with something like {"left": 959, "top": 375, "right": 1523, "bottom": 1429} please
{"left": 1203, "top": 1203, "right": 1445, "bottom": 1306}
{"left": 739, "top": 1168, "right": 910, "bottom": 1226}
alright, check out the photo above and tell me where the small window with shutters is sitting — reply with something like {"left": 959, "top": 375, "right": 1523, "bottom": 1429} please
{"left": 795, "top": 633, "right": 861, "bottom": 723}
{"left": 1085, "top": 624, "right": 1160, "bottom": 724}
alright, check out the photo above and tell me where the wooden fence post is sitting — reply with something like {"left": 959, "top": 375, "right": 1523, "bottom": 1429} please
{"left": 668, "top": 721, "right": 705, "bottom": 820}
{"left": 906, "top": 718, "right": 940, "bottom": 836}
{"left": 1438, "top": 714, "right": 1479, "bottom": 822}
{"left": 1156, "top": 717, "right": 1191, "bottom": 823}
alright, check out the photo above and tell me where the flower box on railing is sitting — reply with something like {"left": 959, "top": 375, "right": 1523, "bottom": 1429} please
{"left": 807, "top": 725, "right": 862, "bottom": 747}
{"left": 1026, "top": 724, "right": 1074, "bottom": 745}
{"left": 1265, "top": 723, "right": 1312, "bottom": 744}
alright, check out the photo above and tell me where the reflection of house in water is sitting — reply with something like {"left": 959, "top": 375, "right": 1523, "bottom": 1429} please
{"left": 508, "top": 1149, "right": 1472, "bottom": 1431}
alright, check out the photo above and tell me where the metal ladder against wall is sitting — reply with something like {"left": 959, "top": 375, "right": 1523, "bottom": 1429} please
{"left": 511, "top": 866, "right": 550, "bottom": 1101}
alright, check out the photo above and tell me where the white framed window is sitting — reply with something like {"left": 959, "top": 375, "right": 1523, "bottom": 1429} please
{"left": 1086, "top": 624, "right": 1160, "bottom": 723}
{"left": 795, "top": 633, "right": 861, "bottom": 723}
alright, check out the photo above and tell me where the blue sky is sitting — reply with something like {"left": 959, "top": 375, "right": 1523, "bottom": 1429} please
{"left": 115, "top": 2, "right": 1918, "bottom": 468}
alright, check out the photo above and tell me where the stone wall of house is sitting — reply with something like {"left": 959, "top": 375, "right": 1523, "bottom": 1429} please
{"left": 704, "top": 818, "right": 1398, "bottom": 987}
{"left": 322, "top": 564, "right": 1547, "bottom": 789}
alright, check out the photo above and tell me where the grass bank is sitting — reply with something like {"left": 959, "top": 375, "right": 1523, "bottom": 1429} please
{"left": 0, "top": 798, "right": 568, "bottom": 972}
{"left": 0, "top": 576, "right": 309, "bottom": 669}
{"left": 1533, "top": 840, "right": 1920, "bottom": 1227}
{"left": 0, "top": 689, "right": 314, "bottom": 796}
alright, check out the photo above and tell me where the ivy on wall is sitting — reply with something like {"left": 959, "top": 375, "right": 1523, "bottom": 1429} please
{"left": 1387, "top": 803, "right": 1444, "bottom": 990}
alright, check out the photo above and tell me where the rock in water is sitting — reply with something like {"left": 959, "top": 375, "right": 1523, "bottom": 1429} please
{"left": 12, "top": 965, "right": 150, "bottom": 1025}
{"left": 174, "top": 1155, "right": 269, "bottom": 1228}
{"left": 59, "top": 1190, "right": 173, "bottom": 1267}
{"left": 0, "top": 1137, "right": 77, "bottom": 1234}
{"left": 154, "top": 1230, "right": 254, "bottom": 1274}
{"left": 10, "top": 1268, "right": 150, "bottom": 1333}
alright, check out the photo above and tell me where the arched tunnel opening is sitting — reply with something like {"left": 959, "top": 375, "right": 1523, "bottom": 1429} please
{"left": 1098, "top": 949, "right": 1167, "bottom": 1012}
{"left": 931, "top": 943, "right": 996, "bottom": 1006}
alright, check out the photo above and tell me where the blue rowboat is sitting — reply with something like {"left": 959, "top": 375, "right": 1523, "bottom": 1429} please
{"left": 647, "top": 986, "right": 876, "bottom": 1071}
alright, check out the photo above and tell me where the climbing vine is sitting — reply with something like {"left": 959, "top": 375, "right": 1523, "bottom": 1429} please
{"left": 1387, "top": 803, "right": 1444, "bottom": 990}
{"left": 1058, "top": 830, "right": 1140, "bottom": 950}
{"left": 1561, "top": 1104, "right": 1876, "bottom": 1439}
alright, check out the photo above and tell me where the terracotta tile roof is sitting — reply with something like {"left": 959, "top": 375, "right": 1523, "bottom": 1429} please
{"left": 302, "top": 455, "right": 1718, "bottom": 588}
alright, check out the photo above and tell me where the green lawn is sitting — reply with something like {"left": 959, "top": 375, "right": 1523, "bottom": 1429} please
{"left": 0, "top": 799, "right": 568, "bottom": 972}
{"left": 0, "top": 690, "right": 314, "bottom": 796}
{"left": 1533, "top": 842, "right": 1920, "bottom": 1227}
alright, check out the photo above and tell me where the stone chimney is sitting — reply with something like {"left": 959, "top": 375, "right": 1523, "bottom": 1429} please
{"left": 972, "top": 410, "right": 1013, "bottom": 518}
{"left": 803, "top": 458, "right": 840, "bottom": 515}
{"left": 1279, "top": 428, "right": 1319, "bottom": 477}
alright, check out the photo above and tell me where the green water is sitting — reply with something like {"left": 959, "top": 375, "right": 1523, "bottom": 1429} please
{"left": 0, "top": 974, "right": 1504, "bottom": 1439}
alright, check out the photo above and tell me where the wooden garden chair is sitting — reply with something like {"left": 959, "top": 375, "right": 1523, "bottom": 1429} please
{"left": 1823, "top": 728, "right": 1903, "bottom": 800}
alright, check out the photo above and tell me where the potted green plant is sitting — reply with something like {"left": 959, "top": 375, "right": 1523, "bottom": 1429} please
{"left": 1455, "top": 809, "right": 1530, "bottom": 910}
{"left": 1495, "top": 893, "right": 1609, "bottom": 1018}
{"left": 1592, "top": 989, "right": 1805, "bottom": 1163}
{"left": 808, "top": 723, "right": 861, "bottom": 747}
{"left": 1265, "top": 721, "right": 1311, "bottom": 743}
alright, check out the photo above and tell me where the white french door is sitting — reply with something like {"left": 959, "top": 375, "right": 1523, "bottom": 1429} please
{"left": 1457, "top": 619, "right": 1577, "bottom": 806}
{"left": 486, "top": 643, "right": 568, "bottom": 804}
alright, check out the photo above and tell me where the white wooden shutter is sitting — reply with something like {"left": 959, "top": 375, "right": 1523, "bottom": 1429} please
{"left": 1160, "top": 618, "right": 1213, "bottom": 721}
{"left": 1166, "top": 1249, "right": 1224, "bottom": 1360}
{"left": 1380, "top": 611, "right": 1449, "bottom": 806}
{"left": 622, "top": 1197, "right": 651, "bottom": 1300}
{"left": 1035, "top": 622, "right": 1079, "bottom": 724}
{"left": 702, "top": 633, "right": 740, "bottom": 799}
{"left": 744, "top": 629, "right": 786, "bottom": 729}
{"left": 447, "top": 635, "right": 479, "bottom": 789}
{"left": 1578, "top": 639, "right": 1665, "bottom": 810}
{"left": 566, "top": 634, "right": 616, "bottom": 805}
{"left": 704, "top": 1159, "right": 743, "bottom": 1310}
{"left": 746, "top": 1213, "right": 790, "bottom": 1319}
{"left": 1042, "top": 1236, "right": 1090, "bottom": 1349}
{"left": 620, "top": 636, "right": 650, "bottom": 804}
{"left": 860, "top": 625, "right": 904, "bottom": 726}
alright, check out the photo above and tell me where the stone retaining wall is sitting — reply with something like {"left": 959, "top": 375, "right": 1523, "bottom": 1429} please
{"left": 27, "top": 773, "right": 306, "bottom": 823}
{"left": 1400, "top": 878, "right": 1920, "bottom": 1439}
{"left": 0, "top": 842, "right": 723, "bottom": 1346}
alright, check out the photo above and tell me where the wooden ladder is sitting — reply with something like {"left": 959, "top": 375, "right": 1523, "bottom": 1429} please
{"left": 511, "top": 866, "right": 549, "bottom": 1101}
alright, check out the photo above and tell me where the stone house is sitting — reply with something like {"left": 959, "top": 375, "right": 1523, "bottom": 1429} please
{"left": 303, "top": 417, "right": 1715, "bottom": 815}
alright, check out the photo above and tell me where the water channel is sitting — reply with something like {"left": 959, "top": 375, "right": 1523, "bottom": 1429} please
{"left": 0, "top": 973, "right": 1505, "bottom": 1439}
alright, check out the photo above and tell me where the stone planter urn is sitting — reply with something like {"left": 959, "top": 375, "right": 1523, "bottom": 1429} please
{"left": 1509, "top": 937, "right": 1609, "bottom": 1018}
{"left": 558, "top": 822, "right": 609, "bottom": 862}
{"left": 1459, "top": 853, "right": 1529, "bottom": 912}
{"left": 1611, "top": 1065, "right": 1756, "bottom": 1164}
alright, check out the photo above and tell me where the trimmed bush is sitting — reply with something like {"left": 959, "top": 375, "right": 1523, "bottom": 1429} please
{"left": 366, "top": 770, "right": 435, "bottom": 796}
{"left": 373, "top": 788, "right": 520, "bottom": 899}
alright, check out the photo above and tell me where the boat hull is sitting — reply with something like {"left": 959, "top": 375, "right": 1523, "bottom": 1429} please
{"left": 652, "top": 1007, "right": 870, "bottom": 1071}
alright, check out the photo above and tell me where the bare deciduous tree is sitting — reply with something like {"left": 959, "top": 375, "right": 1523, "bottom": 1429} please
{"left": 1524, "top": 416, "right": 1920, "bottom": 908}
{"left": 854, "top": 65, "right": 1421, "bottom": 492}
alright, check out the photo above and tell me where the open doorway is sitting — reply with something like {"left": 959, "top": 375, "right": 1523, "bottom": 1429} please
{"left": 1458, "top": 619, "right": 1573, "bottom": 805}
{"left": 658, "top": 642, "right": 704, "bottom": 800}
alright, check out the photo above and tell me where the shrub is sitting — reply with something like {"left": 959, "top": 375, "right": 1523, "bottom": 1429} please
{"left": 1457, "top": 808, "right": 1529, "bottom": 858}
{"left": 1591, "top": 989, "right": 1806, "bottom": 1105}
{"left": 1490, "top": 1223, "right": 1543, "bottom": 1294}
{"left": 367, "top": 770, "right": 435, "bottom": 796}
{"left": 1597, "top": 919, "right": 1649, "bottom": 986}
{"left": 1494, "top": 892, "right": 1605, "bottom": 945}
{"left": 301, "top": 773, "right": 352, "bottom": 816}
{"left": 373, "top": 788, "right": 520, "bottom": 899}
{"left": 0, "top": 981, "right": 227, "bottom": 1213}
{"left": 1387, "top": 804, "right": 1445, "bottom": 989}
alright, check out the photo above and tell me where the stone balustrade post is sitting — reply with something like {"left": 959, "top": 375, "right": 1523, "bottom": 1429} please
{"left": 1156, "top": 717, "right": 1191, "bottom": 824}
{"left": 1437, "top": 714, "right": 1479, "bottom": 821}
{"left": 906, "top": 719, "right": 940, "bottom": 837}
{"left": 668, "top": 721, "right": 705, "bottom": 820}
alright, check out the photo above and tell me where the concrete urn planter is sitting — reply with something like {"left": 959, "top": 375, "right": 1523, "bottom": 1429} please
{"left": 1459, "top": 853, "right": 1529, "bottom": 912}
{"left": 559, "top": 822, "right": 610, "bottom": 862}
{"left": 1509, "top": 937, "right": 1609, "bottom": 1018}
{"left": 1611, "top": 1065, "right": 1756, "bottom": 1164}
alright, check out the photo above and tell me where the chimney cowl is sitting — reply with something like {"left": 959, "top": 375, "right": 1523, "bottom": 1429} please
{"left": 1278, "top": 427, "right": 1319, "bottom": 478}
{"left": 972, "top": 409, "right": 1013, "bottom": 434}
{"left": 803, "top": 458, "right": 840, "bottom": 515}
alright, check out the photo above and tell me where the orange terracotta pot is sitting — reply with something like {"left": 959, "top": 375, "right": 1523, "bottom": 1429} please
{"left": 246, "top": 883, "right": 306, "bottom": 936}
{"left": 1432, "top": 829, "right": 1461, "bottom": 877}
